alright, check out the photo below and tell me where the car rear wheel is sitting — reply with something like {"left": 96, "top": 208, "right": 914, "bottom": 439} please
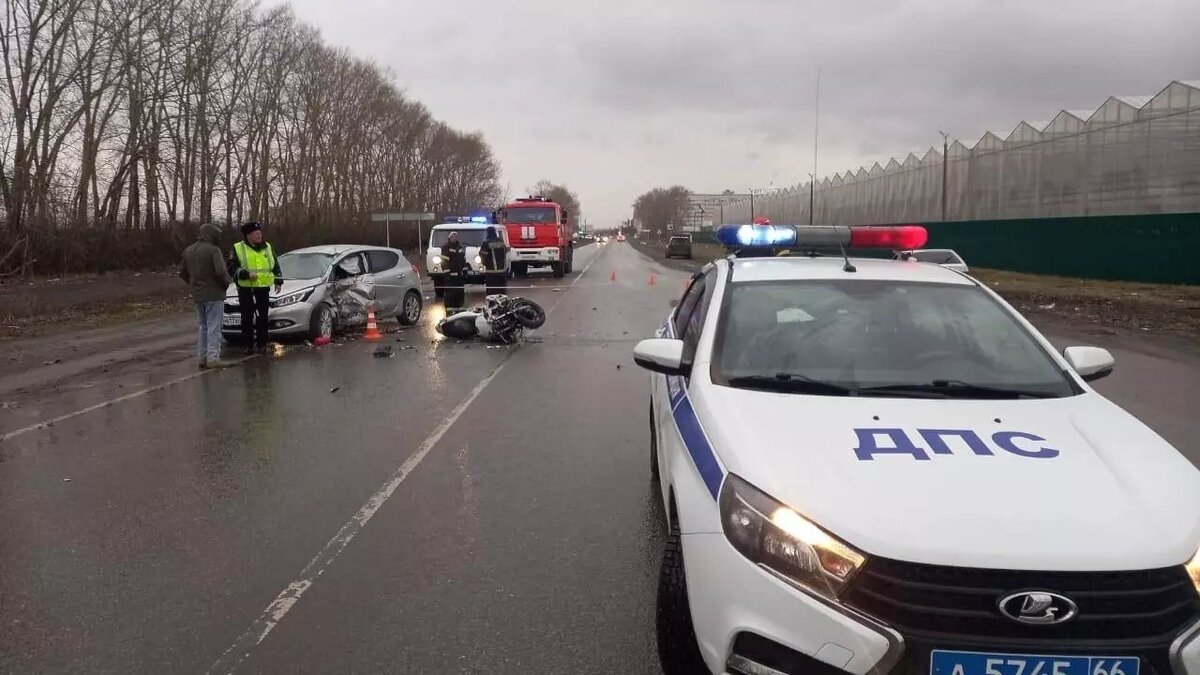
{"left": 309, "top": 304, "right": 334, "bottom": 341}
{"left": 657, "top": 513, "right": 709, "bottom": 675}
{"left": 398, "top": 290, "right": 422, "bottom": 326}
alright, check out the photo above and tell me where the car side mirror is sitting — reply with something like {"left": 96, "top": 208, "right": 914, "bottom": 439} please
{"left": 634, "top": 338, "right": 689, "bottom": 376}
{"left": 1064, "top": 346, "right": 1115, "bottom": 382}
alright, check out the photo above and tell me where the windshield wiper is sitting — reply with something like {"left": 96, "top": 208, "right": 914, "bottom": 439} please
{"left": 857, "top": 379, "right": 1055, "bottom": 400}
{"left": 727, "top": 373, "right": 855, "bottom": 396}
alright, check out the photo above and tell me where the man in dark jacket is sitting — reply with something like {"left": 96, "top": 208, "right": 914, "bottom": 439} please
{"left": 479, "top": 226, "right": 509, "bottom": 294}
{"left": 229, "top": 221, "right": 283, "bottom": 353}
{"left": 440, "top": 231, "right": 467, "bottom": 309}
{"left": 180, "top": 223, "right": 235, "bottom": 369}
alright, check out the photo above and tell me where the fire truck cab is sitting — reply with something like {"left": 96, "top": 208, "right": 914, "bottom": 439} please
{"left": 495, "top": 196, "right": 575, "bottom": 278}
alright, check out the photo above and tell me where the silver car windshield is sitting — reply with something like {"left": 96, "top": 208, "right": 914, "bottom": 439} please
{"left": 278, "top": 252, "right": 334, "bottom": 280}
{"left": 712, "top": 280, "right": 1078, "bottom": 399}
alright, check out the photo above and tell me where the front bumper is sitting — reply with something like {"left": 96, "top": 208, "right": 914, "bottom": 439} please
{"left": 684, "top": 533, "right": 1200, "bottom": 675}
{"left": 510, "top": 247, "right": 560, "bottom": 264}
{"left": 684, "top": 533, "right": 899, "bottom": 674}
{"left": 221, "top": 300, "right": 314, "bottom": 336}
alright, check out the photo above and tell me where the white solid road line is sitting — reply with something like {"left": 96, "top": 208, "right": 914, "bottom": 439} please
{"left": 0, "top": 355, "right": 256, "bottom": 443}
{"left": 206, "top": 246, "right": 604, "bottom": 674}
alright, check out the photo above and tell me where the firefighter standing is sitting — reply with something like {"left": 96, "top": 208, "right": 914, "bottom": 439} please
{"left": 231, "top": 221, "right": 283, "bottom": 353}
{"left": 480, "top": 226, "right": 509, "bottom": 294}
{"left": 440, "top": 231, "right": 467, "bottom": 309}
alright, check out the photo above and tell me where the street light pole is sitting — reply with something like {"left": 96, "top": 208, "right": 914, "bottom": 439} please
{"left": 808, "top": 173, "right": 816, "bottom": 226}
{"left": 939, "top": 130, "right": 950, "bottom": 223}
{"left": 749, "top": 192, "right": 755, "bottom": 221}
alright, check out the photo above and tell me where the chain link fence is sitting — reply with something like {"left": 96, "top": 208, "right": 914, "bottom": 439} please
{"left": 722, "top": 80, "right": 1200, "bottom": 226}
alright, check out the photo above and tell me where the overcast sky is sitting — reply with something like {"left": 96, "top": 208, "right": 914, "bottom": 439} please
{"left": 285, "top": 0, "right": 1199, "bottom": 225}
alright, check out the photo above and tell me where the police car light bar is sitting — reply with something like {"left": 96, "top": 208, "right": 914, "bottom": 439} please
{"left": 715, "top": 224, "right": 927, "bottom": 250}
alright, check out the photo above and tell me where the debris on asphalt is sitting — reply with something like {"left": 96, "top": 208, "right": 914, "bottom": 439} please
{"left": 329, "top": 386, "right": 340, "bottom": 393}
{"left": 63, "top": 477, "right": 71, "bottom": 483}
{"left": 42, "top": 358, "right": 62, "bottom": 365}
{"left": 616, "top": 364, "right": 621, "bottom": 369}
{"left": 397, "top": 345, "right": 415, "bottom": 351}
{"left": 373, "top": 346, "right": 395, "bottom": 358}
{"left": 1038, "top": 303, "right": 1056, "bottom": 310}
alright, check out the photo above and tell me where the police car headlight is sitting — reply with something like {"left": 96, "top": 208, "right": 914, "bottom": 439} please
{"left": 1186, "top": 548, "right": 1200, "bottom": 596}
{"left": 271, "top": 289, "right": 313, "bottom": 308}
{"left": 719, "top": 473, "right": 866, "bottom": 599}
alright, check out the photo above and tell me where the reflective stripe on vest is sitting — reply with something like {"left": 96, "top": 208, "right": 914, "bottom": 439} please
{"left": 234, "top": 242, "right": 275, "bottom": 288}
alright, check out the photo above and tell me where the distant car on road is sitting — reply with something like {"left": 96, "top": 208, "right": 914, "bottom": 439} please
{"left": 222, "top": 245, "right": 423, "bottom": 342}
{"left": 665, "top": 236, "right": 693, "bottom": 259}
{"left": 896, "top": 248, "right": 969, "bottom": 273}
{"left": 616, "top": 233, "right": 627, "bottom": 242}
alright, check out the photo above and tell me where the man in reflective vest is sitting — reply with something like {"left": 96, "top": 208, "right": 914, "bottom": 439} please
{"left": 231, "top": 221, "right": 283, "bottom": 353}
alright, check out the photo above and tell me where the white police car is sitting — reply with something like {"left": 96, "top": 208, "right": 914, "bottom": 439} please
{"left": 634, "top": 223, "right": 1200, "bottom": 675}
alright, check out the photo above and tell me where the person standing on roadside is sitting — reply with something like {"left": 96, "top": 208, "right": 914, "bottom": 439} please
{"left": 179, "top": 223, "right": 235, "bottom": 370}
{"left": 230, "top": 221, "right": 283, "bottom": 354}
{"left": 479, "top": 226, "right": 509, "bottom": 294}
{"left": 440, "top": 230, "right": 467, "bottom": 309}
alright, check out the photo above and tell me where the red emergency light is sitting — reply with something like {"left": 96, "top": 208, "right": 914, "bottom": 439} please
{"left": 847, "top": 225, "right": 928, "bottom": 250}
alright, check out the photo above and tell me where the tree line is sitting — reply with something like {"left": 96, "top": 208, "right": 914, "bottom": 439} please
{"left": 632, "top": 186, "right": 690, "bottom": 237}
{"left": 1, "top": 0, "right": 503, "bottom": 275}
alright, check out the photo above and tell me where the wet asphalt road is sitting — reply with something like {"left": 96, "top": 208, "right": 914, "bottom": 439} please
{"left": 2, "top": 242, "right": 1198, "bottom": 674}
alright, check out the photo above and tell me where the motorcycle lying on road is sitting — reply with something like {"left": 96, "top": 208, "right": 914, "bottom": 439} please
{"left": 436, "top": 295, "right": 547, "bottom": 344}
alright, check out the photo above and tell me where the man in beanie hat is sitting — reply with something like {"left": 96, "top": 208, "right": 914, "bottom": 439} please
{"left": 230, "top": 221, "right": 283, "bottom": 353}
{"left": 179, "top": 223, "right": 235, "bottom": 369}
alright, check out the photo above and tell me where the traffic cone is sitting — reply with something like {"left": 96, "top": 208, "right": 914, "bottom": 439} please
{"left": 610, "top": 270, "right": 617, "bottom": 282}
{"left": 648, "top": 273, "right": 656, "bottom": 286}
{"left": 363, "top": 305, "right": 383, "bottom": 341}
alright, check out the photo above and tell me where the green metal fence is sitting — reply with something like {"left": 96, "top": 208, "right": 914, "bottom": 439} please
{"left": 923, "top": 212, "right": 1200, "bottom": 285}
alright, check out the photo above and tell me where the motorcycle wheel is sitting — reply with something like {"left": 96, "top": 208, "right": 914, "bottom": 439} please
{"left": 511, "top": 298, "right": 547, "bottom": 329}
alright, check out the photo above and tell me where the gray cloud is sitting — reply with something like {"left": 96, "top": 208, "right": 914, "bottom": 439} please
{"left": 288, "top": 0, "right": 1199, "bottom": 223}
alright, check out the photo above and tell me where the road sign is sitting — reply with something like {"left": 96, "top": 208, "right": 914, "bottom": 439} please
{"left": 371, "top": 212, "right": 434, "bottom": 221}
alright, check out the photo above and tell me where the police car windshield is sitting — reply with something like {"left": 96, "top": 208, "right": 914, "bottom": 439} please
{"left": 278, "top": 252, "right": 333, "bottom": 280}
{"left": 431, "top": 230, "right": 488, "bottom": 247}
{"left": 713, "top": 280, "right": 1078, "bottom": 399}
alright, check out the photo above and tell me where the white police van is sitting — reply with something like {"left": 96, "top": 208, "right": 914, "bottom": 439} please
{"left": 634, "top": 223, "right": 1200, "bottom": 675}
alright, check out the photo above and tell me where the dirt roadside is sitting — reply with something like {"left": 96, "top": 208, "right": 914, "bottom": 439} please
{"left": 630, "top": 237, "right": 1200, "bottom": 345}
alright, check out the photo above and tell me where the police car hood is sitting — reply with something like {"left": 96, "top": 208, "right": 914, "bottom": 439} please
{"left": 704, "top": 387, "right": 1200, "bottom": 570}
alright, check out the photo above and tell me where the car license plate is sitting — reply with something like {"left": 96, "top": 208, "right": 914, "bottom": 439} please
{"left": 930, "top": 650, "right": 1138, "bottom": 675}
{"left": 222, "top": 315, "right": 240, "bottom": 327}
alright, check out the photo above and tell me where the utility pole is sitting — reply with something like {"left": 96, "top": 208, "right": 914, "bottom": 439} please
{"left": 811, "top": 67, "right": 821, "bottom": 227}
{"left": 939, "top": 130, "right": 950, "bottom": 222}
{"left": 749, "top": 192, "right": 755, "bottom": 221}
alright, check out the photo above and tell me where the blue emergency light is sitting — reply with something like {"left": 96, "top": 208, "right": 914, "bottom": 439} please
{"left": 715, "top": 224, "right": 798, "bottom": 247}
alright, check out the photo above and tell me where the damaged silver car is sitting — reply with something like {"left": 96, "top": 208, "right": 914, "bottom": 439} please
{"left": 222, "top": 245, "right": 424, "bottom": 342}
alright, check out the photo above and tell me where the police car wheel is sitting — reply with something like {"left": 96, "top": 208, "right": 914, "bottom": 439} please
{"left": 649, "top": 404, "right": 660, "bottom": 479}
{"left": 656, "top": 519, "right": 708, "bottom": 675}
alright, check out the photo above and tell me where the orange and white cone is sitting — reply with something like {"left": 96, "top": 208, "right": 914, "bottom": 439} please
{"left": 647, "top": 273, "right": 656, "bottom": 286}
{"left": 364, "top": 305, "right": 383, "bottom": 341}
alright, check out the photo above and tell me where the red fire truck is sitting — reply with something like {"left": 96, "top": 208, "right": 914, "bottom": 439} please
{"left": 494, "top": 196, "right": 574, "bottom": 278}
